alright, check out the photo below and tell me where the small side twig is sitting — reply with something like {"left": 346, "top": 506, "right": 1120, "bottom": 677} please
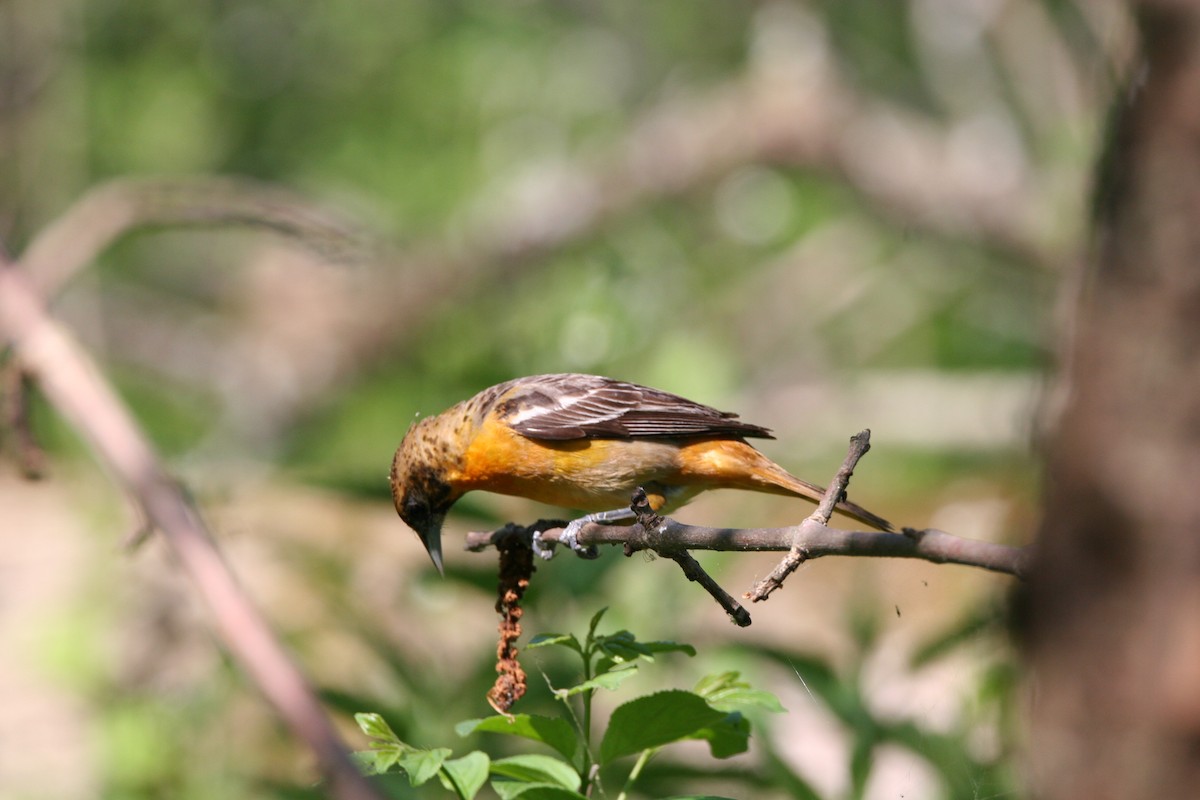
{"left": 812, "top": 430, "right": 872, "bottom": 526}
{"left": 747, "top": 429, "right": 874, "bottom": 602}
{"left": 628, "top": 489, "right": 751, "bottom": 627}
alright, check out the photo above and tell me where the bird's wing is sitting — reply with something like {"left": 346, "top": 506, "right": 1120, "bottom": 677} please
{"left": 493, "top": 373, "right": 774, "bottom": 441}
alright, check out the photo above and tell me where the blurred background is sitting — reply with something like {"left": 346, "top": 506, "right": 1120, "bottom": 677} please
{"left": 0, "top": 1, "right": 1129, "bottom": 798}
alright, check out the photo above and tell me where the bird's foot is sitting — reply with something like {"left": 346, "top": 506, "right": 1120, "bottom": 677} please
{"left": 531, "top": 529, "right": 557, "bottom": 561}
{"left": 530, "top": 521, "right": 598, "bottom": 560}
{"left": 561, "top": 517, "right": 600, "bottom": 559}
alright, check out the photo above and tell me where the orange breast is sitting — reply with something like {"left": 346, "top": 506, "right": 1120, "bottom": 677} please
{"left": 454, "top": 416, "right": 695, "bottom": 512}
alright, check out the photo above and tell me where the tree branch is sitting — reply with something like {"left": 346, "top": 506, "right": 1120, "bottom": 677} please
{"left": 466, "top": 515, "right": 1028, "bottom": 621}
{"left": 469, "top": 521, "right": 1026, "bottom": 577}
{"left": 466, "top": 430, "right": 1027, "bottom": 622}
{"left": 0, "top": 251, "right": 382, "bottom": 800}
{"left": 18, "top": 176, "right": 371, "bottom": 299}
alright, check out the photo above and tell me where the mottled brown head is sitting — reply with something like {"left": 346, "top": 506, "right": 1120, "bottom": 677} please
{"left": 389, "top": 416, "right": 461, "bottom": 575}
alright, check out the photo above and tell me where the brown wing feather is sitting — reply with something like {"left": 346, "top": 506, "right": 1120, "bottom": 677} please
{"left": 493, "top": 374, "right": 774, "bottom": 441}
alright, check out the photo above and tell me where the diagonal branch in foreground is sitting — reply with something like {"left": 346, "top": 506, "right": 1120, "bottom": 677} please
{"left": 0, "top": 254, "right": 383, "bottom": 800}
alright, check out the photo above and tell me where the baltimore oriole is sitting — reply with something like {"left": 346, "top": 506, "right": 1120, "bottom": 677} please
{"left": 390, "top": 373, "right": 892, "bottom": 573}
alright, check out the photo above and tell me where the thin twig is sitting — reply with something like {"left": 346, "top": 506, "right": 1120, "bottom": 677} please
{"left": 812, "top": 430, "right": 872, "bottom": 525}
{"left": 748, "top": 430, "right": 874, "bottom": 601}
{"left": 628, "top": 489, "right": 751, "bottom": 627}
{"left": 0, "top": 253, "right": 383, "bottom": 800}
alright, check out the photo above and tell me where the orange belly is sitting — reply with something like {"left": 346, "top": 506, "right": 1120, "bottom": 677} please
{"left": 453, "top": 418, "right": 695, "bottom": 511}
{"left": 451, "top": 417, "right": 794, "bottom": 513}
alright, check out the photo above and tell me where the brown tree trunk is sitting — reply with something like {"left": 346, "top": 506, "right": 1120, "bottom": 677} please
{"left": 1025, "top": 3, "right": 1200, "bottom": 798}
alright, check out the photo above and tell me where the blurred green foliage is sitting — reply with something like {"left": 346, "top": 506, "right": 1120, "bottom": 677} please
{"left": 2, "top": 0, "right": 1113, "bottom": 797}
{"left": 354, "top": 612, "right": 783, "bottom": 799}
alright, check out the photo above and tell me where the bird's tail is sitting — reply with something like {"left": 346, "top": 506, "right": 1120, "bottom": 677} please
{"left": 728, "top": 444, "right": 893, "bottom": 531}
{"left": 770, "top": 470, "right": 894, "bottom": 532}
{"left": 684, "top": 439, "right": 894, "bottom": 531}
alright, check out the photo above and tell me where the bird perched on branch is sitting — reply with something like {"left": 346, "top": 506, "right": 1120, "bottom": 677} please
{"left": 390, "top": 373, "right": 892, "bottom": 573}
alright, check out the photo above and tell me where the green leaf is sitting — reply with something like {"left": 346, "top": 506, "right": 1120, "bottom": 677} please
{"left": 709, "top": 687, "right": 785, "bottom": 714}
{"left": 350, "top": 749, "right": 392, "bottom": 776}
{"left": 493, "top": 784, "right": 587, "bottom": 800}
{"left": 528, "top": 633, "right": 583, "bottom": 655}
{"left": 557, "top": 665, "right": 638, "bottom": 697}
{"left": 585, "top": 607, "right": 609, "bottom": 644}
{"left": 595, "top": 630, "right": 649, "bottom": 661}
{"left": 353, "top": 712, "right": 410, "bottom": 775}
{"left": 694, "top": 672, "right": 785, "bottom": 714}
{"left": 594, "top": 631, "right": 696, "bottom": 666}
{"left": 396, "top": 747, "right": 453, "bottom": 786}
{"left": 368, "top": 747, "right": 403, "bottom": 775}
{"left": 355, "top": 712, "right": 402, "bottom": 744}
{"left": 641, "top": 640, "right": 697, "bottom": 657}
{"left": 689, "top": 712, "right": 750, "bottom": 759}
{"left": 490, "top": 754, "right": 581, "bottom": 790}
{"left": 692, "top": 671, "right": 735, "bottom": 696}
{"left": 458, "top": 714, "right": 580, "bottom": 764}
{"left": 598, "top": 690, "right": 726, "bottom": 764}
{"left": 440, "top": 751, "right": 490, "bottom": 800}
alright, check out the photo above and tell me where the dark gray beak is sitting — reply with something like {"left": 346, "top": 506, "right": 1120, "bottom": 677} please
{"left": 415, "top": 513, "right": 447, "bottom": 576}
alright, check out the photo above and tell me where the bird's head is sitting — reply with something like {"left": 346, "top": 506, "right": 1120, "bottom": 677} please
{"left": 390, "top": 417, "right": 460, "bottom": 575}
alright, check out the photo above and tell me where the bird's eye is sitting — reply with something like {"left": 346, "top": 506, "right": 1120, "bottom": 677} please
{"left": 404, "top": 495, "right": 426, "bottom": 517}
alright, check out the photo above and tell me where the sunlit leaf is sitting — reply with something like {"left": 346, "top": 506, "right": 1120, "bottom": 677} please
{"left": 694, "top": 672, "right": 785, "bottom": 714}
{"left": 439, "top": 751, "right": 490, "bottom": 800}
{"left": 556, "top": 665, "right": 638, "bottom": 697}
{"left": 457, "top": 714, "right": 580, "bottom": 764}
{"left": 490, "top": 754, "right": 581, "bottom": 790}
{"left": 528, "top": 633, "right": 583, "bottom": 655}
{"left": 355, "top": 712, "right": 402, "bottom": 744}
{"left": 395, "top": 747, "right": 453, "bottom": 786}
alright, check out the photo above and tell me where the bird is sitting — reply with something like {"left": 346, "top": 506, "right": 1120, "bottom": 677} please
{"left": 390, "top": 373, "right": 892, "bottom": 574}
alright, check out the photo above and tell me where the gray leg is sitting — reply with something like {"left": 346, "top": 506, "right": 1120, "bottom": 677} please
{"left": 555, "top": 507, "right": 636, "bottom": 559}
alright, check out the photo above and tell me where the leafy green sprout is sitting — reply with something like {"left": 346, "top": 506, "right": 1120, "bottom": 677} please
{"left": 354, "top": 608, "right": 783, "bottom": 799}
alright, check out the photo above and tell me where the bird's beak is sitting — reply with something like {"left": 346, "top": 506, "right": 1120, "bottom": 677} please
{"left": 415, "top": 513, "right": 447, "bottom": 576}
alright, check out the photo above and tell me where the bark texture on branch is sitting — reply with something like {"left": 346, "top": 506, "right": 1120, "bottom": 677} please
{"left": 0, "top": 254, "right": 383, "bottom": 800}
{"left": 1025, "top": 4, "right": 1200, "bottom": 798}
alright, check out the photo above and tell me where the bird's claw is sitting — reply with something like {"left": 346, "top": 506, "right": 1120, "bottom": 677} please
{"left": 531, "top": 520, "right": 598, "bottom": 560}
{"left": 561, "top": 518, "right": 600, "bottom": 560}
{"left": 531, "top": 529, "right": 557, "bottom": 561}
